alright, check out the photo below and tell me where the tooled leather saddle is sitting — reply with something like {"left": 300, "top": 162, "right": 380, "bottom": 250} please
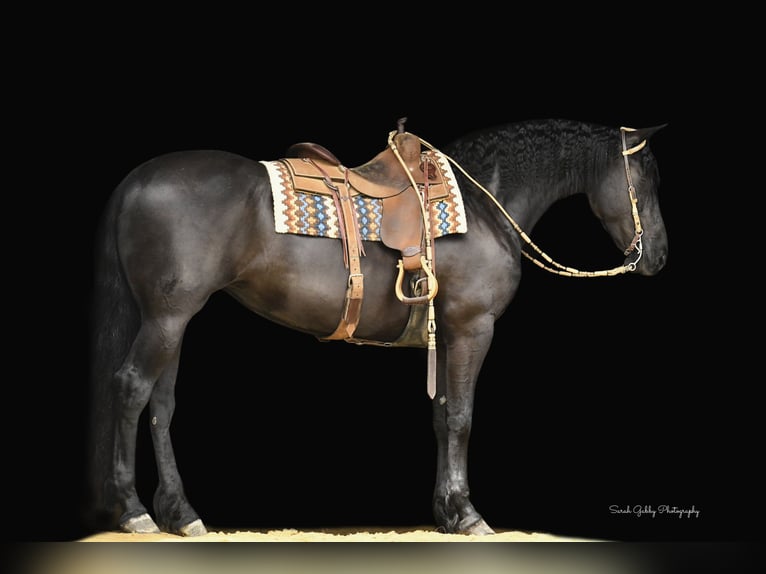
{"left": 282, "top": 118, "right": 448, "bottom": 344}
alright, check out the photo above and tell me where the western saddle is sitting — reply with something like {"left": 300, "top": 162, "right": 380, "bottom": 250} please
{"left": 283, "top": 118, "right": 441, "bottom": 396}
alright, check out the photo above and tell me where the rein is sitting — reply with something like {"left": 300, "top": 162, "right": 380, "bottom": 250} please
{"left": 418, "top": 126, "right": 647, "bottom": 277}
{"left": 388, "top": 125, "right": 438, "bottom": 398}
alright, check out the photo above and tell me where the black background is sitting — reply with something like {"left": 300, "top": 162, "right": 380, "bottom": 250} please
{"left": 5, "top": 9, "right": 758, "bottom": 548}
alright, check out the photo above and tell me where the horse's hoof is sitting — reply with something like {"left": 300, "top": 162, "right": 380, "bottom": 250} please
{"left": 461, "top": 518, "right": 495, "bottom": 535}
{"left": 121, "top": 513, "right": 161, "bottom": 533}
{"left": 178, "top": 518, "right": 207, "bottom": 537}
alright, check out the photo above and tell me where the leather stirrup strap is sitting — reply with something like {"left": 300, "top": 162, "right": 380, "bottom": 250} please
{"left": 322, "top": 167, "right": 365, "bottom": 341}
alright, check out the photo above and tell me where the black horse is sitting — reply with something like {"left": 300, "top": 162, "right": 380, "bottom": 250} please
{"left": 89, "top": 118, "right": 667, "bottom": 536}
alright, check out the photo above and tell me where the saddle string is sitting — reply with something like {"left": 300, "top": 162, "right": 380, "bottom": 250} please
{"left": 417, "top": 128, "right": 647, "bottom": 278}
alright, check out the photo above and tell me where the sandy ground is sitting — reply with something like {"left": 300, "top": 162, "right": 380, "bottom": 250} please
{"left": 19, "top": 528, "right": 633, "bottom": 574}
{"left": 78, "top": 525, "right": 602, "bottom": 542}
{"left": 12, "top": 527, "right": 626, "bottom": 574}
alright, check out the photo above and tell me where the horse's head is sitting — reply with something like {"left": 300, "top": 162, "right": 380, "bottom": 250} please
{"left": 588, "top": 124, "right": 669, "bottom": 276}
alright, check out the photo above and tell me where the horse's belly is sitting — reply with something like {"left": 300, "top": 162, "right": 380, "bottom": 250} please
{"left": 226, "top": 265, "right": 414, "bottom": 341}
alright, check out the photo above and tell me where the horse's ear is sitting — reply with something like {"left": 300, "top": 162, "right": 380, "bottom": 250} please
{"left": 624, "top": 123, "right": 668, "bottom": 147}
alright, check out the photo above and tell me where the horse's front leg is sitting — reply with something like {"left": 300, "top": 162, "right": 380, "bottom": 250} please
{"left": 150, "top": 345, "right": 207, "bottom": 536}
{"left": 431, "top": 324, "right": 495, "bottom": 535}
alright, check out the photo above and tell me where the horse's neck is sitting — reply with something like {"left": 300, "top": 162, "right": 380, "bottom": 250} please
{"left": 502, "top": 172, "right": 580, "bottom": 231}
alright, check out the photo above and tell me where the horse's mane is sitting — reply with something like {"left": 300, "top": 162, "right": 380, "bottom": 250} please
{"left": 442, "top": 118, "right": 622, "bottom": 210}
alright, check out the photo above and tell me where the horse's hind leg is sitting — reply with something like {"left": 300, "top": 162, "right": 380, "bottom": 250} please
{"left": 149, "top": 344, "right": 207, "bottom": 536}
{"left": 108, "top": 315, "right": 201, "bottom": 534}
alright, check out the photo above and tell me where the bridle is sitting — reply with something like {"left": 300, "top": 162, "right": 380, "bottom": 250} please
{"left": 620, "top": 126, "right": 646, "bottom": 265}
{"left": 418, "top": 126, "right": 649, "bottom": 277}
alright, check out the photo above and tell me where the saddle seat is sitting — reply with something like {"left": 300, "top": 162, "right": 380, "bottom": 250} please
{"left": 286, "top": 130, "right": 435, "bottom": 199}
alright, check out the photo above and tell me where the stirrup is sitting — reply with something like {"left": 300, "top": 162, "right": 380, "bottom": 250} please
{"left": 395, "top": 256, "right": 438, "bottom": 304}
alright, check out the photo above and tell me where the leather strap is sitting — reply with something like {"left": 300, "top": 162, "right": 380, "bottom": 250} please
{"left": 321, "top": 166, "right": 365, "bottom": 340}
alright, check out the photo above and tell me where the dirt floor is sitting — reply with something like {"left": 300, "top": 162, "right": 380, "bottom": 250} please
{"left": 78, "top": 525, "right": 601, "bottom": 542}
{"left": 16, "top": 527, "right": 613, "bottom": 574}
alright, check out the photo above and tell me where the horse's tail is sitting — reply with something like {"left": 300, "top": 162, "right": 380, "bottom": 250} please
{"left": 85, "top": 183, "right": 138, "bottom": 532}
